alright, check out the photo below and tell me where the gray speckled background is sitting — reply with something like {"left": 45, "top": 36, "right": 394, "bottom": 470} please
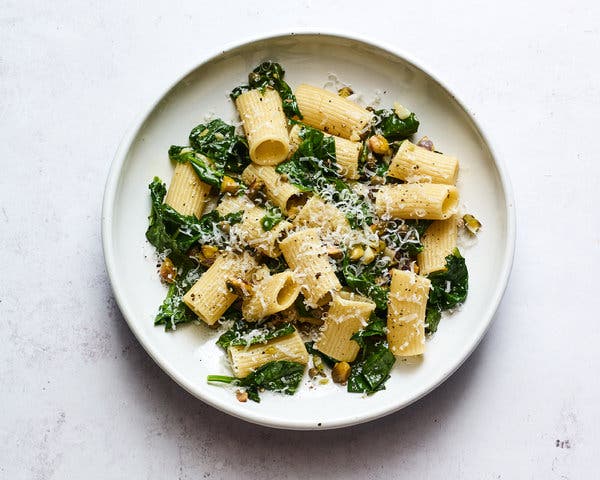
{"left": 2, "top": 1, "right": 598, "bottom": 478}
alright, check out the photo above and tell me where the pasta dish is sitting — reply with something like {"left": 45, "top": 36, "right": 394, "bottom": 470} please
{"left": 145, "top": 62, "right": 477, "bottom": 402}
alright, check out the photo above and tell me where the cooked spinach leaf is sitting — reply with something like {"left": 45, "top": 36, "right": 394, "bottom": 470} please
{"left": 373, "top": 110, "right": 419, "bottom": 141}
{"left": 340, "top": 254, "right": 389, "bottom": 311}
{"left": 231, "top": 61, "right": 302, "bottom": 119}
{"left": 276, "top": 126, "right": 373, "bottom": 228}
{"left": 425, "top": 308, "right": 442, "bottom": 335}
{"left": 260, "top": 204, "right": 285, "bottom": 231}
{"left": 207, "top": 360, "right": 305, "bottom": 402}
{"left": 347, "top": 340, "right": 395, "bottom": 394}
{"left": 216, "top": 320, "right": 296, "bottom": 349}
{"left": 375, "top": 161, "right": 390, "bottom": 177}
{"left": 263, "top": 255, "right": 288, "bottom": 274}
{"left": 347, "top": 314, "right": 394, "bottom": 394}
{"left": 329, "top": 178, "right": 374, "bottom": 229}
{"left": 425, "top": 249, "right": 468, "bottom": 334}
{"left": 380, "top": 219, "right": 432, "bottom": 257}
{"left": 168, "top": 145, "right": 223, "bottom": 188}
{"left": 146, "top": 177, "right": 241, "bottom": 262}
{"left": 291, "top": 125, "right": 338, "bottom": 177}
{"left": 146, "top": 178, "right": 175, "bottom": 251}
{"left": 189, "top": 119, "right": 250, "bottom": 173}
{"left": 276, "top": 126, "right": 338, "bottom": 189}
{"left": 305, "top": 341, "right": 337, "bottom": 368}
{"left": 351, "top": 313, "right": 387, "bottom": 349}
{"left": 154, "top": 271, "right": 199, "bottom": 331}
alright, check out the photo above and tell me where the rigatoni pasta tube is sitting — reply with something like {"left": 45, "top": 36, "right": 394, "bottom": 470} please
{"left": 182, "top": 252, "right": 257, "bottom": 325}
{"left": 289, "top": 124, "right": 360, "bottom": 180}
{"left": 241, "top": 164, "right": 305, "bottom": 214}
{"left": 236, "top": 208, "right": 290, "bottom": 258}
{"left": 228, "top": 331, "right": 308, "bottom": 378}
{"left": 292, "top": 195, "right": 351, "bottom": 235}
{"left": 235, "top": 88, "right": 290, "bottom": 165}
{"left": 242, "top": 270, "right": 301, "bottom": 322}
{"left": 417, "top": 216, "right": 458, "bottom": 275}
{"left": 164, "top": 162, "right": 211, "bottom": 217}
{"left": 316, "top": 292, "right": 375, "bottom": 362}
{"left": 279, "top": 228, "right": 341, "bottom": 307}
{"left": 387, "top": 269, "right": 431, "bottom": 356}
{"left": 295, "top": 84, "right": 373, "bottom": 141}
{"left": 375, "top": 184, "right": 459, "bottom": 220}
{"left": 217, "top": 194, "right": 289, "bottom": 258}
{"left": 215, "top": 193, "right": 249, "bottom": 216}
{"left": 388, "top": 140, "right": 459, "bottom": 184}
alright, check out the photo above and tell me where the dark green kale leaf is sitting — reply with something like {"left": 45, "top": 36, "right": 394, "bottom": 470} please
{"left": 275, "top": 157, "right": 318, "bottom": 193}
{"left": 290, "top": 125, "right": 338, "bottom": 177}
{"left": 294, "top": 297, "right": 312, "bottom": 318}
{"left": 351, "top": 313, "right": 387, "bottom": 349}
{"left": 263, "top": 255, "right": 288, "bottom": 274}
{"left": 372, "top": 110, "right": 419, "bottom": 141}
{"left": 329, "top": 178, "right": 374, "bottom": 229}
{"left": 154, "top": 272, "right": 200, "bottom": 331}
{"left": 276, "top": 126, "right": 373, "bottom": 228}
{"left": 145, "top": 177, "right": 242, "bottom": 263}
{"left": 231, "top": 61, "right": 302, "bottom": 119}
{"left": 425, "top": 249, "right": 468, "bottom": 334}
{"left": 189, "top": 119, "right": 250, "bottom": 173}
{"left": 412, "top": 219, "right": 433, "bottom": 238}
{"left": 207, "top": 360, "right": 306, "bottom": 402}
{"left": 425, "top": 308, "right": 442, "bottom": 335}
{"left": 276, "top": 125, "right": 338, "bottom": 190}
{"left": 146, "top": 177, "right": 175, "bottom": 252}
{"left": 216, "top": 321, "right": 296, "bottom": 349}
{"left": 340, "top": 254, "right": 389, "bottom": 311}
{"left": 380, "top": 219, "right": 432, "bottom": 258}
{"left": 347, "top": 314, "right": 395, "bottom": 395}
{"left": 260, "top": 204, "right": 285, "bottom": 231}
{"left": 240, "top": 360, "right": 305, "bottom": 402}
{"left": 347, "top": 340, "right": 395, "bottom": 394}
{"left": 168, "top": 145, "right": 224, "bottom": 188}
{"left": 375, "top": 161, "right": 390, "bottom": 177}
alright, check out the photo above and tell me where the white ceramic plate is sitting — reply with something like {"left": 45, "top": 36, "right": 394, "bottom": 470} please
{"left": 102, "top": 32, "right": 515, "bottom": 430}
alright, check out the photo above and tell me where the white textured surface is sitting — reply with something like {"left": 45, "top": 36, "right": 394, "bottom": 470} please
{"left": 1, "top": 1, "right": 598, "bottom": 478}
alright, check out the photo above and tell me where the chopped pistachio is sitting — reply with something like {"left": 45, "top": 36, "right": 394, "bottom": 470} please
{"left": 201, "top": 244, "right": 218, "bottom": 259}
{"left": 463, "top": 214, "right": 482, "bottom": 235}
{"left": 369, "top": 222, "right": 385, "bottom": 235}
{"left": 368, "top": 135, "right": 390, "bottom": 155}
{"left": 349, "top": 245, "right": 365, "bottom": 261}
{"left": 319, "top": 378, "right": 329, "bottom": 385}
{"left": 159, "top": 257, "right": 177, "bottom": 284}
{"left": 370, "top": 175, "right": 386, "bottom": 185}
{"left": 332, "top": 362, "right": 351, "bottom": 384}
{"left": 361, "top": 246, "right": 376, "bottom": 265}
{"left": 312, "top": 355, "right": 325, "bottom": 372}
{"left": 220, "top": 175, "right": 240, "bottom": 194}
{"left": 326, "top": 246, "right": 344, "bottom": 259}
{"left": 338, "top": 86, "right": 354, "bottom": 98}
{"left": 235, "top": 390, "right": 248, "bottom": 402}
{"left": 375, "top": 240, "right": 387, "bottom": 253}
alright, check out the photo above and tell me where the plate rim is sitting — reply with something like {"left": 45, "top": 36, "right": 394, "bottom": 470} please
{"left": 101, "top": 29, "right": 516, "bottom": 430}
